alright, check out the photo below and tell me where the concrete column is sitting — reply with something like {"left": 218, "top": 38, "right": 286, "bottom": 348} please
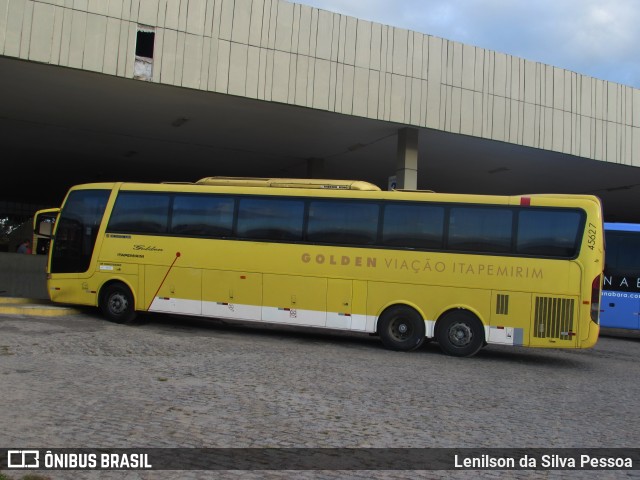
{"left": 395, "top": 127, "right": 419, "bottom": 189}
{"left": 307, "top": 158, "right": 325, "bottom": 179}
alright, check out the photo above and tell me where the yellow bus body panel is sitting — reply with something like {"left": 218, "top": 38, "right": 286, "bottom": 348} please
{"left": 46, "top": 181, "right": 605, "bottom": 352}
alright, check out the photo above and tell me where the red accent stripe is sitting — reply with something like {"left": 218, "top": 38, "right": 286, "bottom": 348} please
{"left": 520, "top": 197, "right": 531, "bottom": 206}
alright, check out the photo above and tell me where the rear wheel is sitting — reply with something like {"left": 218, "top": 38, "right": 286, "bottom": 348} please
{"left": 435, "top": 310, "right": 484, "bottom": 357}
{"left": 100, "top": 283, "right": 137, "bottom": 324}
{"left": 378, "top": 305, "right": 426, "bottom": 351}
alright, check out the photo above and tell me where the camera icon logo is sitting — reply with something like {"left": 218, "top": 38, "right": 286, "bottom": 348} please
{"left": 7, "top": 450, "right": 40, "bottom": 468}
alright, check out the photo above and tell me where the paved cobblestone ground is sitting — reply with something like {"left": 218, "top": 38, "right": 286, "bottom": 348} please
{"left": 1, "top": 309, "right": 639, "bottom": 480}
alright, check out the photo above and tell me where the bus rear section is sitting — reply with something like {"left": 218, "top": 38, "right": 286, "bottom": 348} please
{"left": 513, "top": 194, "right": 603, "bottom": 350}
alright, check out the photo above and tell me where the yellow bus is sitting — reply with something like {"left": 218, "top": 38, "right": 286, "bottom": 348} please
{"left": 37, "top": 177, "right": 604, "bottom": 357}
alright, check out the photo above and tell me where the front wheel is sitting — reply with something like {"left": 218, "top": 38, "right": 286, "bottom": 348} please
{"left": 100, "top": 283, "right": 137, "bottom": 324}
{"left": 435, "top": 310, "right": 484, "bottom": 357}
{"left": 378, "top": 305, "right": 426, "bottom": 351}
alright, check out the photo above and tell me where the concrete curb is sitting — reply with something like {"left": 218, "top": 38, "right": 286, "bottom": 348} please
{"left": 0, "top": 297, "right": 48, "bottom": 304}
{"left": 0, "top": 297, "right": 81, "bottom": 316}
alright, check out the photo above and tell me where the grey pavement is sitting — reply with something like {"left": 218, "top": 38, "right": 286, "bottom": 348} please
{"left": 1, "top": 307, "right": 639, "bottom": 480}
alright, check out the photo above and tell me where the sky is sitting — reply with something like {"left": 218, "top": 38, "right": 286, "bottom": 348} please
{"left": 292, "top": 0, "right": 640, "bottom": 89}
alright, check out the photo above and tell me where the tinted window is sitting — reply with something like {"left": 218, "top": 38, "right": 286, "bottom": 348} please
{"left": 51, "top": 189, "right": 110, "bottom": 273}
{"left": 517, "top": 210, "right": 582, "bottom": 258}
{"left": 236, "top": 197, "right": 304, "bottom": 241}
{"left": 382, "top": 204, "right": 444, "bottom": 248}
{"left": 171, "top": 195, "right": 234, "bottom": 237}
{"left": 605, "top": 232, "right": 640, "bottom": 274}
{"left": 605, "top": 234, "right": 621, "bottom": 271}
{"left": 107, "top": 192, "right": 170, "bottom": 234}
{"left": 448, "top": 207, "right": 513, "bottom": 253}
{"left": 307, "top": 201, "right": 379, "bottom": 245}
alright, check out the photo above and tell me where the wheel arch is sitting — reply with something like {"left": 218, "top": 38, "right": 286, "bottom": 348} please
{"left": 433, "top": 305, "right": 487, "bottom": 337}
{"left": 374, "top": 301, "right": 427, "bottom": 334}
{"left": 98, "top": 277, "right": 139, "bottom": 311}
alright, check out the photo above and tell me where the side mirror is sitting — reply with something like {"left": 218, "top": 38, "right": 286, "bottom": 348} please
{"left": 33, "top": 209, "right": 59, "bottom": 238}
{"left": 32, "top": 208, "right": 59, "bottom": 255}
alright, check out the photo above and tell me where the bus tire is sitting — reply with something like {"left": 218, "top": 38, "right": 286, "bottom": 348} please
{"left": 100, "top": 282, "right": 137, "bottom": 324}
{"left": 378, "top": 305, "right": 426, "bottom": 351}
{"left": 436, "top": 310, "right": 484, "bottom": 357}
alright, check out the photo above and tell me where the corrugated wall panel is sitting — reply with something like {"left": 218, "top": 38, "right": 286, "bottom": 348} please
{"left": 1, "top": 0, "right": 638, "bottom": 166}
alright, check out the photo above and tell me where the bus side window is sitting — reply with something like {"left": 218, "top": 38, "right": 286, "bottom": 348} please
{"left": 236, "top": 197, "right": 304, "bottom": 241}
{"left": 615, "top": 235, "right": 640, "bottom": 275}
{"left": 171, "top": 194, "right": 234, "bottom": 237}
{"left": 517, "top": 210, "right": 582, "bottom": 258}
{"left": 448, "top": 207, "right": 512, "bottom": 253}
{"left": 381, "top": 203, "right": 444, "bottom": 249}
{"left": 307, "top": 201, "right": 379, "bottom": 245}
{"left": 107, "top": 192, "right": 170, "bottom": 234}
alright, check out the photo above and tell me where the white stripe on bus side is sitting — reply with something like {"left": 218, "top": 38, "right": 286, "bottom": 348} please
{"left": 149, "top": 297, "right": 380, "bottom": 333}
{"left": 148, "top": 297, "right": 521, "bottom": 343}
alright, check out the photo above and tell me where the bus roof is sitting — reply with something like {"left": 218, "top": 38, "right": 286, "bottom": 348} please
{"left": 604, "top": 222, "right": 640, "bottom": 232}
{"left": 64, "top": 179, "right": 602, "bottom": 211}
{"left": 195, "top": 177, "right": 381, "bottom": 191}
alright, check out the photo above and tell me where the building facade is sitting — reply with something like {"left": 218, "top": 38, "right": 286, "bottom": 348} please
{"left": 1, "top": 0, "right": 639, "bottom": 169}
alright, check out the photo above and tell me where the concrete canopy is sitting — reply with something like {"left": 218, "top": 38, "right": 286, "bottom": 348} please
{"left": 3, "top": 56, "right": 640, "bottom": 222}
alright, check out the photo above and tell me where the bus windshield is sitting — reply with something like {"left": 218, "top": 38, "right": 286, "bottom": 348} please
{"left": 51, "top": 189, "right": 110, "bottom": 274}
